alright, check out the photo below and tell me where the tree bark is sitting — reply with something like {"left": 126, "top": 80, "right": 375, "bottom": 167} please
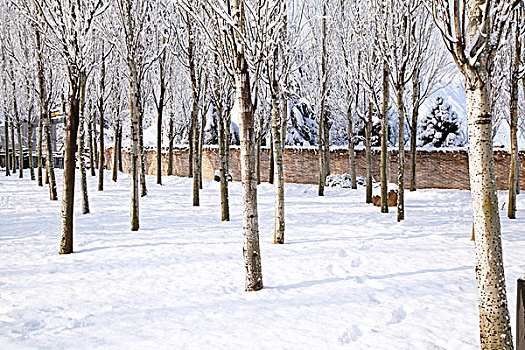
{"left": 466, "top": 67, "right": 513, "bottom": 349}
{"left": 318, "top": 2, "right": 328, "bottom": 197}
{"left": 199, "top": 108, "right": 206, "bottom": 190}
{"left": 16, "top": 123, "right": 24, "bottom": 178}
{"left": 380, "top": 62, "right": 389, "bottom": 213}
{"left": 346, "top": 104, "right": 357, "bottom": 189}
{"left": 366, "top": 101, "right": 373, "bottom": 203}
{"left": 98, "top": 49, "right": 106, "bottom": 192}
{"left": 129, "top": 70, "right": 140, "bottom": 232}
{"left": 44, "top": 112, "right": 57, "bottom": 200}
{"left": 232, "top": 0, "right": 263, "bottom": 292}
{"left": 93, "top": 118, "right": 99, "bottom": 170}
{"left": 508, "top": 17, "right": 520, "bottom": 219}
{"left": 37, "top": 116, "right": 43, "bottom": 185}
{"left": 118, "top": 125, "right": 123, "bottom": 173}
{"left": 168, "top": 117, "right": 174, "bottom": 176}
{"left": 28, "top": 112, "right": 35, "bottom": 181}
{"left": 78, "top": 118, "right": 90, "bottom": 215}
{"left": 139, "top": 106, "right": 147, "bottom": 197}
{"left": 217, "top": 106, "right": 230, "bottom": 221}
{"left": 271, "top": 81, "right": 285, "bottom": 244}
{"left": 268, "top": 133, "right": 274, "bottom": 184}
{"left": 112, "top": 120, "right": 119, "bottom": 182}
{"left": 396, "top": 89, "right": 405, "bottom": 222}
{"left": 87, "top": 119, "right": 96, "bottom": 176}
{"left": 59, "top": 81, "right": 81, "bottom": 254}
{"left": 256, "top": 117, "right": 262, "bottom": 185}
{"left": 410, "top": 69, "right": 420, "bottom": 192}
{"left": 156, "top": 54, "right": 166, "bottom": 185}
{"left": 4, "top": 117, "right": 10, "bottom": 176}
{"left": 10, "top": 118, "right": 16, "bottom": 174}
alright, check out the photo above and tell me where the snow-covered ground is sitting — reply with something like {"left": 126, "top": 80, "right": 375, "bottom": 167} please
{"left": 1, "top": 171, "right": 524, "bottom": 349}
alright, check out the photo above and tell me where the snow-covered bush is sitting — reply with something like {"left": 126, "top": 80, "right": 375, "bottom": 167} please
{"left": 419, "top": 97, "right": 465, "bottom": 148}
{"left": 285, "top": 98, "right": 318, "bottom": 146}
{"left": 326, "top": 174, "right": 353, "bottom": 188}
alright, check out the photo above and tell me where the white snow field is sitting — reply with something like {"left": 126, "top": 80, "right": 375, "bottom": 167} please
{"left": 1, "top": 171, "right": 524, "bottom": 350}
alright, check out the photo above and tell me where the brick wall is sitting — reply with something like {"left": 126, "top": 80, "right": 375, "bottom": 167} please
{"left": 106, "top": 147, "right": 525, "bottom": 190}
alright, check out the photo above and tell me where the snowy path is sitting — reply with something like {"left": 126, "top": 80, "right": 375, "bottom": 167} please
{"left": 1, "top": 171, "right": 524, "bottom": 349}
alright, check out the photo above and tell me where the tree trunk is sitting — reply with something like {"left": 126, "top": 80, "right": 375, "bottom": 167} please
{"left": 16, "top": 123, "right": 23, "bottom": 178}
{"left": 271, "top": 82, "right": 285, "bottom": 244}
{"left": 465, "top": 67, "right": 513, "bottom": 348}
{"left": 268, "top": 133, "right": 274, "bottom": 184}
{"left": 112, "top": 120, "right": 119, "bottom": 182}
{"left": 235, "top": 66, "right": 263, "bottom": 292}
{"left": 87, "top": 119, "right": 95, "bottom": 176}
{"left": 256, "top": 117, "right": 263, "bottom": 185}
{"left": 10, "top": 120, "right": 16, "bottom": 174}
{"left": 508, "top": 19, "right": 520, "bottom": 219}
{"left": 192, "top": 106, "right": 200, "bottom": 206}
{"left": 318, "top": 112, "right": 325, "bottom": 196}
{"left": 380, "top": 62, "right": 389, "bottom": 213}
{"left": 118, "top": 125, "right": 123, "bottom": 173}
{"left": 324, "top": 116, "right": 330, "bottom": 177}
{"left": 188, "top": 116, "right": 194, "bottom": 178}
{"left": 217, "top": 107, "right": 230, "bottom": 221}
{"left": 168, "top": 117, "right": 174, "bottom": 176}
{"left": 139, "top": 108, "right": 147, "bottom": 197}
{"left": 98, "top": 108, "right": 104, "bottom": 191}
{"left": 199, "top": 109, "right": 206, "bottom": 190}
{"left": 78, "top": 117, "right": 90, "bottom": 215}
{"left": 156, "top": 59, "right": 166, "bottom": 185}
{"left": 346, "top": 104, "right": 357, "bottom": 189}
{"left": 4, "top": 118, "right": 10, "bottom": 176}
{"left": 59, "top": 83, "right": 81, "bottom": 254}
{"left": 93, "top": 118, "right": 99, "bottom": 170}
{"left": 232, "top": 0, "right": 263, "bottom": 291}
{"left": 44, "top": 112, "right": 57, "bottom": 200}
{"left": 129, "top": 72, "right": 140, "bottom": 232}
{"left": 28, "top": 115, "right": 35, "bottom": 180}
{"left": 396, "top": 89, "right": 405, "bottom": 222}
{"left": 410, "top": 70, "right": 420, "bottom": 192}
{"left": 366, "top": 101, "right": 373, "bottom": 203}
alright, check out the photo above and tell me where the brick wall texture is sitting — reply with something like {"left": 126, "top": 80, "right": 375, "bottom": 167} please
{"left": 106, "top": 147, "right": 525, "bottom": 190}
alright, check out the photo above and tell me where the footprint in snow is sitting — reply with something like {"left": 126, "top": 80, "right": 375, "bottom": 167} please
{"left": 339, "top": 325, "right": 363, "bottom": 345}
{"left": 338, "top": 249, "right": 348, "bottom": 258}
{"left": 351, "top": 258, "right": 362, "bottom": 267}
{"left": 387, "top": 306, "right": 406, "bottom": 325}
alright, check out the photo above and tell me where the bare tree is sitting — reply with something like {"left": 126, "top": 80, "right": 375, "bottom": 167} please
{"left": 427, "top": 0, "right": 520, "bottom": 347}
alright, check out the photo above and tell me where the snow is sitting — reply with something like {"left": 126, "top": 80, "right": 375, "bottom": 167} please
{"left": 1, "top": 171, "right": 525, "bottom": 349}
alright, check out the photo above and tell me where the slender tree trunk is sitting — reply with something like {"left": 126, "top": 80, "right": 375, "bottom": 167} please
{"left": 118, "top": 125, "right": 123, "bottom": 172}
{"left": 465, "top": 65, "right": 513, "bottom": 348}
{"left": 410, "top": 70, "right": 420, "bottom": 192}
{"left": 256, "top": 118, "right": 262, "bottom": 185}
{"left": 232, "top": 0, "right": 263, "bottom": 291}
{"left": 396, "top": 89, "right": 405, "bottom": 222}
{"left": 93, "top": 118, "right": 99, "bottom": 170}
{"left": 217, "top": 107, "right": 230, "bottom": 221}
{"left": 168, "top": 117, "right": 174, "bottom": 176}
{"left": 78, "top": 118, "right": 90, "bottom": 214}
{"left": 112, "top": 120, "right": 119, "bottom": 182}
{"left": 271, "top": 82, "right": 285, "bottom": 244}
{"left": 508, "top": 18, "right": 520, "bottom": 219}
{"left": 380, "top": 62, "right": 390, "bottom": 213}
{"left": 324, "top": 116, "right": 330, "bottom": 177}
{"left": 59, "top": 81, "right": 81, "bottom": 254}
{"left": 16, "top": 123, "right": 23, "bottom": 178}
{"left": 192, "top": 107, "right": 200, "bottom": 206}
{"left": 87, "top": 119, "right": 95, "bottom": 176}
{"left": 37, "top": 116, "right": 43, "bottom": 185}
{"left": 98, "top": 107, "right": 104, "bottom": 191}
{"left": 156, "top": 56, "right": 166, "bottom": 185}
{"left": 4, "top": 118, "right": 10, "bottom": 176}
{"left": 188, "top": 116, "right": 194, "bottom": 178}
{"left": 199, "top": 109, "right": 206, "bottom": 190}
{"left": 318, "top": 112, "right": 325, "bottom": 196}
{"left": 28, "top": 115, "right": 35, "bottom": 180}
{"left": 268, "top": 133, "right": 274, "bottom": 184}
{"left": 78, "top": 74, "right": 89, "bottom": 214}
{"left": 346, "top": 104, "right": 357, "bottom": 189}
{"left": 10, "top": 120, "right": 16, "bottom": 174}
{"left": 139, "top": 108, "right": 147, "bottom": 197}
{"left": 129, "top": 71, "right": 140, "bottom": 232}
{"left": 366, "top": 101, "right": 373, "bottom": 203}
{"left": 44, "top": 112, "right": 57, "bottom": 200}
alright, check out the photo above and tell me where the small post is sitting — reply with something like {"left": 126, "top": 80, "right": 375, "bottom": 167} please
{"left": 518, "top": 274, "right": 525, "bottom": 350}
